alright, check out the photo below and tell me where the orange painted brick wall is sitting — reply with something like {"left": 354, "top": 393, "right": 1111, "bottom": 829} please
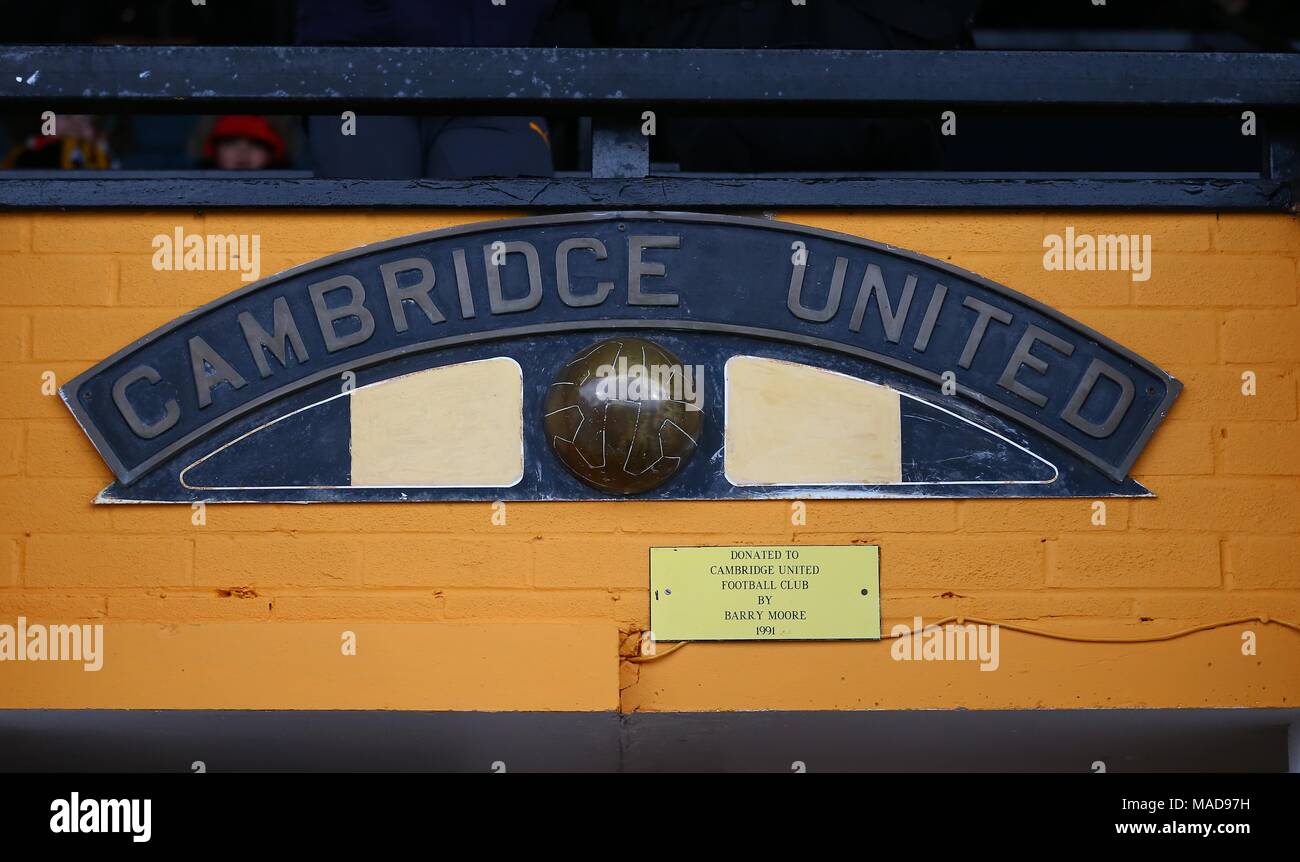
{"left": 0, "top": 210, "right": 1296, "bottom": 712}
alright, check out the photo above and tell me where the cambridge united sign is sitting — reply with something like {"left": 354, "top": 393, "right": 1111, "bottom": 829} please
{"left": 62, "top": 212, "right": 1180, "bottom": 503}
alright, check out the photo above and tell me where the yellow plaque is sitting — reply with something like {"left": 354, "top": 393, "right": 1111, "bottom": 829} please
{"left": 649, "top": 545, "right": 880, "bottom": 642}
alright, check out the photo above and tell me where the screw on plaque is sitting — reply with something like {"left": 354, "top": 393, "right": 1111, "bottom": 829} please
{"left": 860, "top": 588, "right": 870, "bottom": 596}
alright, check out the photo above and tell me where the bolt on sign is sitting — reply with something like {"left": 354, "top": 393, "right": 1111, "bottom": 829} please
{"left": 650, "top": 546, "right": 881, "bottom": 642}
{"left": 61, "top": 211, "right": 1180, "bottom": 503}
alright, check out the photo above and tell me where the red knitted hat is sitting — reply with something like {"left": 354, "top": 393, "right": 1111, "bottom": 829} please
{"left": 204, "top": 115, "right": 286, "bottom": 164}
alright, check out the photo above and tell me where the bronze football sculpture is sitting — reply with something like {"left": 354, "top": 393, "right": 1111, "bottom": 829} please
{"left": 544, "top": 337, "right": 704, "bottom": 494}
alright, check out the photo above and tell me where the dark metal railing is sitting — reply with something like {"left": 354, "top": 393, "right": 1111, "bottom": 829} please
{"left": 2, "top": 45, "right": 1298, "bottom": 209}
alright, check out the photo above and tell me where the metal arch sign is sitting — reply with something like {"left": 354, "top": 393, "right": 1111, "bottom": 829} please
{"left": 61, "top": 211, "right": 1181, "bottom": 503}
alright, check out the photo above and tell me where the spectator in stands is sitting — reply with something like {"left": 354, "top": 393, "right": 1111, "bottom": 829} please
{"left": 200, "top": 115, "right": 289, "bottom": 171}
{"left": 1, "top": 114, "right": 115, "bottom": 169}
{"left": 296, "top": 0, "right": 556, "bottom": 179}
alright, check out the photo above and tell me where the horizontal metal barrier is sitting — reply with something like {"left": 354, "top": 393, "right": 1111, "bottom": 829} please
{"left": 1, "top": 46, "right": 1296, "bottom": 209}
